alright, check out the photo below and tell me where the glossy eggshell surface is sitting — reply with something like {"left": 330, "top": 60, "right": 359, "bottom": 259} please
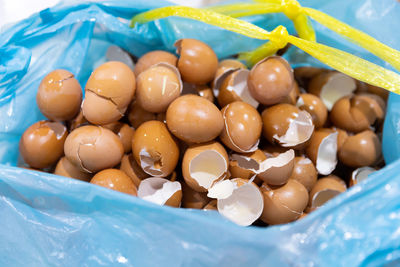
{"left": 175, "top": 39, "right": 218, "bottom": 85}
{"left": 90, "top": 169, "right": 137, "bottom": 196}
{"left": 132, "top": 121, "right": 179, "bottom": 177}
{"left": 19, "top": 121, "right": 67, "bottom": 169}
{"left": 37, "top": 69, "right": 82, "bottom": 121}
{"left": 127, "top": 101, "right": 156, "bottom": 129}
{"left": 120, "top": 154, "right": 148, "bottom": 187}
{"left": 134, "top": 50, "right": 178, "bottom": 76}
{"left": 181, "top": 182, "right": 210, "bottom": 209}
{"left": 104, "top": 122, "right": 135, "bottom": 154}
{"left": 297, "top": 93, "right": 328, "bottom": 128}
{"left": 220, "top": 101, "right": 262, "bottom": 152}
{"left": 166, "top": 95, "right": 224, "bottom": 143}
{"left": 64, "top": 125, "right": 124, "bottom": 173}
{"left": 289, "top": 157, "right": 318, "bottom": 192}
{"left": 54, "top": 157, "right": 92, "bottom": 182}
{"left": 248, "top": 56, "right": 294, "bottom": 105}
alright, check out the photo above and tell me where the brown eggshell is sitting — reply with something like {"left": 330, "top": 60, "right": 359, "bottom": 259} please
{"left": 257, "top": 150, "right": 295, "bottom": 186}
{"left": 349, "top": 167, "right": 376, "bottom": 186}
{"left": 260, "top": 180, "right": 309, "bottom": 225}
{"left": 64, "top": 125, "right": 124, "bottom": 173}
{"left": 175, "top": 39, "right": 218, "bottom": 85}
{"left": 289, "top": 156, "right": 317, "bottom": 192}
{"left": 309, "top": 175, "right": 346, "bottom": 208}
{"left": 137, "top": 177, "right": 182, "bottom": 207}
{"left": 132, "top": 121, "right": 179, "bottom": 177}
{"left": 297, "top": 93, "right": 328, "bottom": 128}
{"left": 203, "top": 200, "right": 218, "bottom": 211}
{"left": 220, "top": 101, "right": 262, "bottom": 152}
{"left": 54, "top": 157, "right": 92, "bottom": 182}
{"left": 357, "top": 82, "right": 389, "bottom": 101}
{"left": 355, "top": 93, "right": 386, "bottom": 121}
{"left": 166, "top": 95, "right": 224, "bottom": 143}
{"left": 333, "top": 128, "right": 349, "bottom": 152}
{"left": 19, "top": 121, "right": 67, "bottom": 169}
{"left": 183, "top": 83, "right": 215, "bottom": 102}
{"left": 37, "top": 69, "right": 82, "bottom": 121}
{"left": 104, "top": 122, "right": 135, "bottom": 153}
{"left": 339, "top": 130, "right": 381, "bottom": 168}
{"left": 182, "top": 141, "right": 229, "bottom": 192}
{"left": 83, "top": 61, "right": 136, "bottom": 125}
{"left": 229, "top": 149, "right": 267, "bottom": 184}
{"left": 182, "top": 182, "right": 211, "bottom": 209}
{"left": 68, "top": 110, "right": 88, "bottom": 131}
{"left": 127, "top": 101, "right": 156, "bottom": 129}
{"left": 136, "top": 63, "right": 182, "bottom": 113}
{"left": 248, "top": 56, "right": 294, "bottom": 105}
{"left": 119, "top": 154, "right": 148, "bottom": 187}
{"left": 294, "top": 67, "right": 326, "bottom": 82}
{"left": 90, "top": 169, "right": 137, "bottom": 196}
{"left": 164, "top": 190, "right": 183, "bottom": 208}
{"left": 281, "top": 81, "right": 300, "bottom": 105}
{"left": 134, "top": 50, "right": 178, "bottom": 76}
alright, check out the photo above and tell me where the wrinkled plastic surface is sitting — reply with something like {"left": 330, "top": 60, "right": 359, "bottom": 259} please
{"left": 1, "top": 0, "right": 400, "bottom": 266}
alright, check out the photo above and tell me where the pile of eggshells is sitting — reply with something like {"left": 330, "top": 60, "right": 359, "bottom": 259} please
{"left": 19, "top": 39, "right": 387, "bottom": 226}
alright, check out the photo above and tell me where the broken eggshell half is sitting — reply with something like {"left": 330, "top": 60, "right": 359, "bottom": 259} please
{"left": 207, "top": 178, "right": 263, "bottom": 226}
{"left": 138, "top": 177, "right": 182, "bottom": 207}
{"left": 182, "top": 141, "right": 229, "bottom": 192}
{"left": 350, "top": 166, "right": 376, "bottom": 186}
{"left": 231, "top": 149, "right": 295, "bottom": 186}
{"left": 212, "top": 59, "right": 246, "bottom": 97}
{"left": 306, "top": 129, "right": 338, "bottom": 175}
{"left": 308, "top": 175, "right": 347, "bottom": 211}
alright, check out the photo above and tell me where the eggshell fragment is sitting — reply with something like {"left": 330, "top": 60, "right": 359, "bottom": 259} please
{"left": 220, "top": 101, "right": 262, "bottom": 153}
{"left": 182, "top": 141, "right": 229, "bottom": 192}
{"left": 175, "top": 39, "right": 218, "bottom": 85}
{"left": 212, "top": 59, "right": 246, "bottom": 97}
{"left": 127, "top": 101, "right": 156, "bottom": 129}
{"left": 229, "top": 149, "right": 267, "bottom": 183}
{"left": 289, "top": 156, "right": 318, "bottom": 192}
{"left": 19, "top": 121, "right": 67, "bottom": 169}
{"left": 134, "top": 50, "right": 177, "bottom": 76}
{"left": 262, "top": 104, "right": 314, "bottom": 148}
{"left": 248, "top": 56, "right": 294, "bottom": 105}
{"left": 120, "top": 154, "right": 148, "bottom": 187}
{"left": 37, "top": 69, "right": 82, "bottom": 121}
{"left": 54, "top": 157, "right": 92, "bottom": 182}
{"left": 308, "top": 72, "right": 356, "bottom": 110}
{"left": 350, "top": 167, "right": 376, "bottom": 186}
{"left": 306, "top": 130, "right": 338, "bottom": 175}
{"left": 309, "top": 175, "right": 346, "bottom": 209}
{"left": 136, "top": 63, "right": 182, "bottom": 113}
{"left": 166, "top": 95, "right": 224, "bottom": 143}
{"left": 214, "top": 178, "right": 264, "bottom": 226}
{"left": 231, "top": 149, "right": 295, "bottom": 186}
{"left": 64, "top": 125, "right": 124, "bottom": 173}
{"left": 217, "top": 69, "right": 259, "bottom": 108}
{"left": 104, "top": 122, "right": 135, "bottom": 153}
{"left": 83, "top": 61, "right": 136, "bottom": 125}
{"left": 181, "top": 182, "right": 210, "bottom": 209}
{"left": 338, "top": 130, "right": 381, "bottom": 168}
{"left": 138, "top": 177, "right": 182, "bottom": 207}
{"left": 132, "top": 121, "right": 179, "bottom": 177}
{"left": 260, "top": 179, "right": 309, "bottom": 225}
{"left": 90, "top": 169, "right": 137, "bottom": 196}
{"left": 296, "top": 93, "right": 328, "bottom": 128}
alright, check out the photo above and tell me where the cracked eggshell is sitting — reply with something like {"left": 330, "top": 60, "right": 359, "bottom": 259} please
{"left": 217, "top": 69, "right": 258, "bottom": 108}
{"left": 120, "top": 154, "right": 148, "bottom": 187}
{"left": 134, "top": 50, "right": 177, "bottom": 76}
{"left": 229, "top": 149, "right": 267, "bottom": 184}
{"left": 136, "top": 63, "right": 182, "bottom": 113}
{"left": 262, "top": 104, "right": 314, "bottom": 148}
{"left": 260, "top": 179, "right": 308, "bottom": 225}
{"left": 20, "top": 121, "right": 67, "bottom": 169}
{"left": 182, "top": 182, "right": 210, "bottom": 209}
{"left": 37, "top": 69, "right": 82, "bottom": 121}
{"left": 350, "top": 166, "right": 376, "bottom": 186}
{"left": 308, "top": 71, "right": 356, "bottom": 110}
{"left": 182, "top": 141, "right": 229, "bottom": 192}
{"left": 132, "top": 121, "right": 179, "bottom": 177}
{"left": 248, "top": 56, "right": 294, "bottom": 105}
{"left": 309, "top": 175, "right": 346, "bottom": 209}
{"left": 104, "top": 122, "right": 135, "bottom": 153}
{"left": 296, "top": 93, "right": 327, "bottom": 128}
{"left": 220, "top": 101, "right": 262, "bottom": 153}
{"left": 90, "top": 169, "right": 137, "bottom": 196}
{"left": 64, "top": 125, "right": 124, "bottom": 173}
{"left": 83, "top": 61, "right": 136, "bottom": 125}
{"left": 127, "top": 101, "right": 156, "bottom": 129}
{"left": 175, "top": 39, "right": 218, "bottom": 85}
{"left": 138, "top": 177, "right": 182, "bottom": 207}
{"left": 256, "top": 149, "right": 295, "bottom": 186}
{"left": 355, "top": 93, "right": 386, "bottom": 122}
{"left": 216, "top": 178, "right": 263, "bottom": 226}
{"left": 166, "top": 95, "right": 224, "bottom": 143}
{"left": 339, "top": 130, "right": 381, "bottom": 168}
{"left": 54, "top": 157, "right": 92, "bottom": 182}
{"left": 305, "top": 129, "right": 338, "bottom": 175}
{"left": 330, "top": 95, "right": 376, "bottom": 133}
{"left": 212, "top": 59, "right": 246, "bottom": 95}
{"left": 289, "top": 156, "right": 317, "bottom": 192}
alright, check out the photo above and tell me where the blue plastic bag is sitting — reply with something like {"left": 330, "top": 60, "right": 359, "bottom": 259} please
{"left": 1, "top": 0, "right": 400, "bottom": 266}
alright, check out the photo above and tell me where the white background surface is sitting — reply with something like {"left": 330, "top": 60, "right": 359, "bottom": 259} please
{"left": 0, "top": 0, "right": 224, "bottom": 29}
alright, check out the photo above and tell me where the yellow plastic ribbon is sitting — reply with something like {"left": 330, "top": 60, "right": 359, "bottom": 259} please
{"left": 130, "top": 6, "right": 400, "bottom": 94}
